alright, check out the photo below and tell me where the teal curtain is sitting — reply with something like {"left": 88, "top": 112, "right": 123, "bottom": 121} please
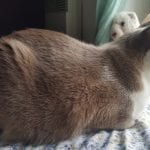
{"left": 95, "top": 0, "right": 126, "bottom": 45}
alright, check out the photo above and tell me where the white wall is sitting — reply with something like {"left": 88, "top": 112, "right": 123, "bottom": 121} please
{"left": 124, "top": 0, "right": 150, "bottom": 22}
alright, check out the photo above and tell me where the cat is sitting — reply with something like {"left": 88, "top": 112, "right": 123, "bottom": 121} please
{"left": 0, "top": 25, "right": 149, "bottom": 145}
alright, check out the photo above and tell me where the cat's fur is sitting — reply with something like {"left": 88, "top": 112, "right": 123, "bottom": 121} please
{"left": 0, "top": 26, "right": 149, "bottom": 144}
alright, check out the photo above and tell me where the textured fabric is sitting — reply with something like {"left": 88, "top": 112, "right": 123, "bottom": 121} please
{"left": 0, "top": 103, "right": 150, "bottom": 150}
{"left": 95, "top": 0, "right": 126, "bottom": 45}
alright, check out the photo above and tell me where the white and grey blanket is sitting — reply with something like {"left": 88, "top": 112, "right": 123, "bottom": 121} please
{"left": 1, "top": 104, "right": 150, "bottom": 150}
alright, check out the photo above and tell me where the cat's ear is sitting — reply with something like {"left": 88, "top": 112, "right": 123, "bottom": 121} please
{"left": 136, "top": 25, "right": 150, "bottom": 50}
{"left": 125, "top": 25, "right": 150, "bottom": 51}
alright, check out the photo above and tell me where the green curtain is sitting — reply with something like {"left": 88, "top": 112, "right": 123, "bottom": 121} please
{"left": 95, "top": 0, "right": 126, "bottom": 45}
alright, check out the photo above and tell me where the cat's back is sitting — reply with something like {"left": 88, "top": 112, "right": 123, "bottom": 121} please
{"left": 2, "top": 29, "right": 92, "bottom": 70}
{"left": 7, "top": 28, "right": 86, "bottom": 55}
{"left": 0, "top": 29, "right": 94, "bottom": 102}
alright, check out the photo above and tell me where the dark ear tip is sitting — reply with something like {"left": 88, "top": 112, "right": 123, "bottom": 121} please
{"left": 140, "top": 25, "right": 150, "bottom": 49}
{"left": 142, "top": 25, "right": 150, "bottom": 35}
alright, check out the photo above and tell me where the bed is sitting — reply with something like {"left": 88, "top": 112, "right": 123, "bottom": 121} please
{"left": 1, "top": 104, "right": 150, "bottom": 150}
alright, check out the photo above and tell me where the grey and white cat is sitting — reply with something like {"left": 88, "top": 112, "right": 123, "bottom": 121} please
{"left": 0, "top": 25, "right": 149, "bottom": 144}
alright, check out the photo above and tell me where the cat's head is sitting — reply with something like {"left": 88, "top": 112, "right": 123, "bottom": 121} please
{"left": 115, "top": 24, "right": 150, "bottom": 58}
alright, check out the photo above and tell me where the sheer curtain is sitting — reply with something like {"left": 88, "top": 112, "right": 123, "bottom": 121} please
{"left": 95, "top": 0, "right": 126, "bottom": 45}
